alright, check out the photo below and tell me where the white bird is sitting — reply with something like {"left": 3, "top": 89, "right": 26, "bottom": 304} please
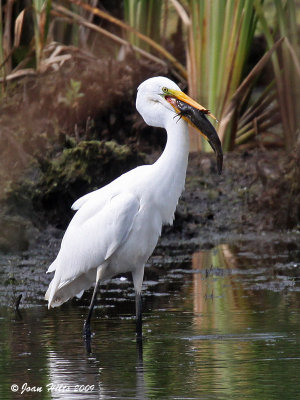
{"left": 45, "top": 76, "right": 222, "bottom": 340}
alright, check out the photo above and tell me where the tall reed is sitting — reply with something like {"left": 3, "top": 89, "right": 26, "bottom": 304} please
{"left": 2, "top": 0, "right": 298, "bottom": 151}
{"left": 254, "top": 0, "right": 300, "bottom": 150}
{"left": 0, "top": 2, "right": 4, "bottom": 79}
{"left": 124, "top": 0, "right": 162, "bottom": 51}
{"left": 181, "top": 0, "right": 259, "bottom": 150}
{"left": 32, "top": 0, "right": 51, "bottom": 69}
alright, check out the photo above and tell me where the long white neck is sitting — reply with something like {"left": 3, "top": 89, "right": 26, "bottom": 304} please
{"left": 152, "top": 116, "right": 189, "bottom": 224}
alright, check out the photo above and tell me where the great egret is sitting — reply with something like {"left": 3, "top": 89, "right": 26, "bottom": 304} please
{"left": 45, "top": 76, "right": 222, "bottom": 340}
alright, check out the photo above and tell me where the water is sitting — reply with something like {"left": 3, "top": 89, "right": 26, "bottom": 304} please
{"left": 1, "top": 233, "right": 300, "bottom": 399}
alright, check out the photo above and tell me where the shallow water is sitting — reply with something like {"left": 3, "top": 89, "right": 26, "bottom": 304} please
{"left": 1, "top": 233, "right": 300, "bottom": 399}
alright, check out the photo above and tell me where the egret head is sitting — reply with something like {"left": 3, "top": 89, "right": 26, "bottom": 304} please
{"left": 136, "top": 77, "right": 182, "bottom": 128}
{"left": 136, "top": 76, "right": 223, "bottom": 174}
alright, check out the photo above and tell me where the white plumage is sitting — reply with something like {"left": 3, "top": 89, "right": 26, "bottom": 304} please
{"left": 45, "top": 76, "right": 221, "bottom": 338}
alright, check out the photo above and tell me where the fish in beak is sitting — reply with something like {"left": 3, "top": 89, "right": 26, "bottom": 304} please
{"left": 162, "top": 88, "right": 223, "bottom": 175}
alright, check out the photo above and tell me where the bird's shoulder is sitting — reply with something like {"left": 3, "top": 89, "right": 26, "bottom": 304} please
{"left": 71, "top": 164, "right": 152, "bottom": 211}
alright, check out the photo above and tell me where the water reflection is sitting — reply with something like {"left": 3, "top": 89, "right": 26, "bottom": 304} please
{"left": 1, "top": 238, "right": 300, "bottom": 399}
{"left": 188, "top": 243, "right": 300, "bottom": 399}
{"left": 47, "top": 350, "right": 99, "bottom": 399}
{"left": 135, "top": 341, "right": 146, "bottom": 400}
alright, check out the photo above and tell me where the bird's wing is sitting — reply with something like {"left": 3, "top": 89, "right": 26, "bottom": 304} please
{"left": 71, "top": 165, "right": 149, "bottom": 211}
{"left": 46, "top": 191, "right": 141, "bottom": 307}
{"left": 71, "top": 185, "right": 108, "bottom": 211}
{"left": 52, "top": 191, "right": 141, "bottom": 285}
{"left": 100, "top": 191, "right": 141, "bottom": 260}
{"left": 71, "top": 172, "right": 126, "bottom": 211}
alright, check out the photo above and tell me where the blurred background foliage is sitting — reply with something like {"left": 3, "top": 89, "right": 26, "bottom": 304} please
{"left": 0, "top": 0, "right": 299, "bottom": 152}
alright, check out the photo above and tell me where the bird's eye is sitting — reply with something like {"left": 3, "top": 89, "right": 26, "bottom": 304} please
{"left": 162, "top": 87, "right": 168, "bottom": 94}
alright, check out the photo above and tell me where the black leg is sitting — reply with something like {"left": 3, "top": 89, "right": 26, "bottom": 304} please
{"left": 136, "top": 292, "right": 143, "bottom": 340}
{"left": 83, "top": 279, "right": 100, "bottom": 340}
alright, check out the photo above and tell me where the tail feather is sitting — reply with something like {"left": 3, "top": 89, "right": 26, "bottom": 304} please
{"left": 45, "top": 268, "right": 97, "bottom": 308}
{"left": 47, "top": 260, "right": 57, "bottom": 273}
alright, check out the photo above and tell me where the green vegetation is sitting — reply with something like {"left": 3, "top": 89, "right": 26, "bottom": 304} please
{"left": 59, "top": 78, "right": 84, "bottom": 109}
{"left": 124, "top": 0, "right": 163, "bottom": 50}
{"left": 32, "top": 0, "right": 51, "bottom": 69}
{"left": 7, "top": 140, "right": 146, "bottom": 228}
{"left": 254, "top": 0, "right": 300, "bottom": 151}
{"left": 183, "top": 1, "right": 259, "bottom": 150}
{"left": 0, "top": 0, "right": 299, "bottom": 151}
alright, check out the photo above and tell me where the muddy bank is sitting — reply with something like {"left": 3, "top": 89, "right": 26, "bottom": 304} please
{"left": 1, "top": 142, "right": 300, "bottom": 255}
{"left": 1, "top": 146, "right": 299, "bottom": 254}
{"left": 163, "top": 147, "right": 300, "bottom": 244}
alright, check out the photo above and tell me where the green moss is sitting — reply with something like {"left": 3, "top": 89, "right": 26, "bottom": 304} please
{"left": 32, "top": 140, "right": 145, "bottom": 228}
{"left": 4, "top": 139, "right": 145, "bottom": 229}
